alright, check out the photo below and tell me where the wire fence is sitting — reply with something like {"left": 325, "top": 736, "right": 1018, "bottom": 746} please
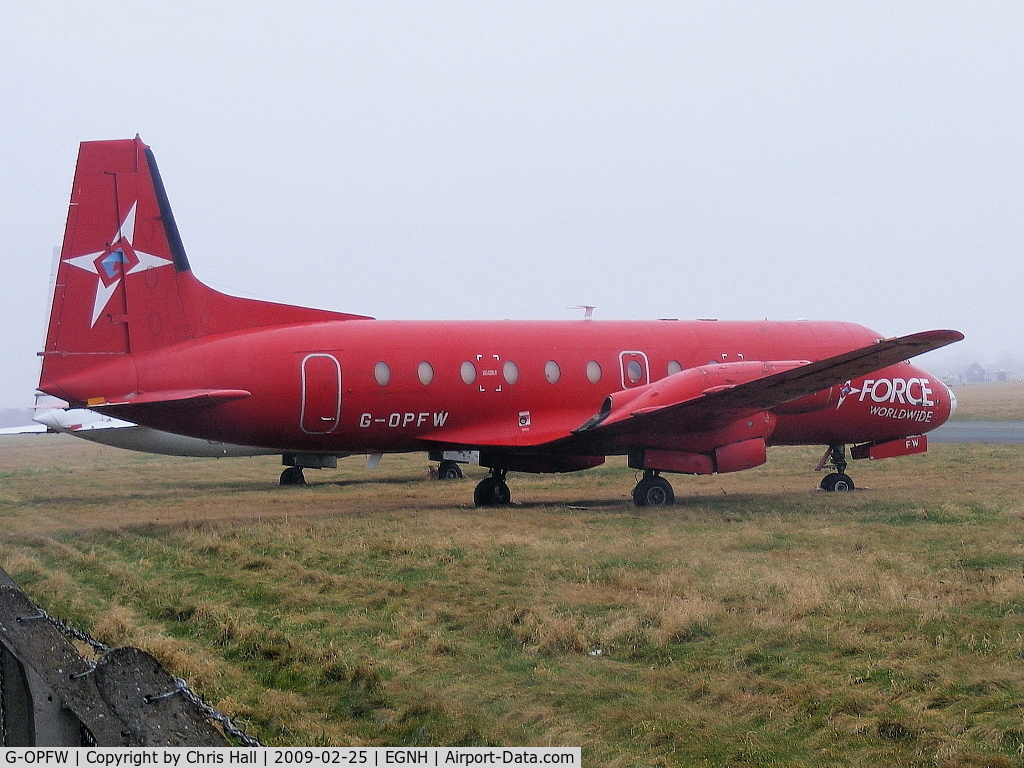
{"left": 0, "top": 572, "right": 261, "bottom": 747}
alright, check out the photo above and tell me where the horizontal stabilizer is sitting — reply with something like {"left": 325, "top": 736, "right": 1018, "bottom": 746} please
{"left": 87, "top": 389, "right": 251, "bottom": 408}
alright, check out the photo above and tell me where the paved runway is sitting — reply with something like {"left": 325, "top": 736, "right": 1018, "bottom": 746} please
{"left": 930, "top": 421, "right": 1024, "bottom": 444}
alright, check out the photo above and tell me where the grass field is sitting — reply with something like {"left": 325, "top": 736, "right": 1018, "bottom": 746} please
{"left": 949, "top": 381, "right": 1024, "bottom": 421}
{"left": 1, "top": 429, "right": 1023, "bottom": 765}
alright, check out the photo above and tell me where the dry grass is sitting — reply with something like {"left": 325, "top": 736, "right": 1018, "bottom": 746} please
{"left": 949, "top": 380, "right": 1024, "bottom": 421}
{"left": 1, "top": 434, "right": 1023, "bottom": 765}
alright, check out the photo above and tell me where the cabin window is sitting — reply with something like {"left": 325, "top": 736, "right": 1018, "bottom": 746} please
{"left": 461, "top": 361, "right": 477, "bottom": 385}
{"left": 627, "top": 360, "right": 644, "bottom": 384}
{"left": 667, "top": 360, "right": 682, "bottom": 376}
{"left": 418, "top": 361, "right": 434, "bottom": 385}
{"left": 586, "top": 360, "right": 602, "bottom": 384}
{"left": 545, "top": 360, "right": 561, "bottom": 383}
{"left": 374, "top": 361, "right": 391, "bottom": 386}
{"left": 503, "top": 360, "right": 519, "bottom": 385}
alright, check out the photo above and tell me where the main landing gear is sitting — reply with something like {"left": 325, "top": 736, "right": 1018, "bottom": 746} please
{"left": 437, "top": 460, "right": 464, "bottom": 480}
{"left": 474, "top": 468, "right": 512, "bottom": 506}
{"left": 428, "top": 450, "right": 474, "bottom": 481}
{"left": 468, "top": 450, "right": 857, "bottom": 507}
{"left": 279, "top": 454, "right": 337, "bottom": 486}
{"left": 632, "top": 470, "right": 675, "bottom": 507}
{"left": 471, "top": 467, "right": 678, "bottom": 508}
{"left": 818, "top": 444, "right": 855, "bottom": 492}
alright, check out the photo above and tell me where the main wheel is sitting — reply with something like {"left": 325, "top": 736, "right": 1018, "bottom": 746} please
{"left": 438, "top": 460, "right": 464, "bottom": 480}
{"left": 474, "top": 476, "right": 512, "bottom": 506}
{"left": 280, "top": 466, "right": 306, "bottom": 486}
{"left": 820, "top": 472, "right": 855, "bottom": 492}
{"left": 633, "top": 475, "right": 675, "bottom": 507}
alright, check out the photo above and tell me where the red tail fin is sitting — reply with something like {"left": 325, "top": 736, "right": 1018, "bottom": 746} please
{"left": 40, "top": 137, "right": 369, "bottom": 398}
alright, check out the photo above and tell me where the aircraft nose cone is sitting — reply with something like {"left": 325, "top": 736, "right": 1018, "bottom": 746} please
{"left": 947, "top": 385, "right": 958, "bottom": 417}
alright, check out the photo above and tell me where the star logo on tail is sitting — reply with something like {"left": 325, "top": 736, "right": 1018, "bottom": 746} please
{"left": 63, "top": 202, "right": 174, "bottom": 327}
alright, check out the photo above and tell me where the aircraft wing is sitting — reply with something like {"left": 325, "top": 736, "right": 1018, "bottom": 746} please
{"left": 32, "top": 408, "right": 137, "bottom": 433}
{"left": 0, "top": 408, "right": 148, "bottom": 436}
{"left": 0, "top": 423, "right": 48, "bottom": 435}
{"left": 572, "top": 329, "right": 963, "bottom": 443}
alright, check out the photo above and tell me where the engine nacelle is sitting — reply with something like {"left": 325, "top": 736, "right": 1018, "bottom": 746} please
{"left": 631, "top": 437, "right": 768, "bottom": 476}
{"left": 714, "top": 437, "right": 767, "bottom": 473}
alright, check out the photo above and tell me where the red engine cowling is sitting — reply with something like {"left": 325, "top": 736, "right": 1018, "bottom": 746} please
{"left": 634, "top": 437, "right": 767, "bottom": 476}
{"left": 714, "top": 437, "right": 767, "bottom": 473}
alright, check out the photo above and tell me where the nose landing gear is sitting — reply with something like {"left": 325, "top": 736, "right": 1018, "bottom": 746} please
{"left": 817, "top": 444, "right": 855, "bottom": 492}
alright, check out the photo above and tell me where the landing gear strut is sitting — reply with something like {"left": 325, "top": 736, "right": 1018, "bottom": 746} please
{"left": 474, "top": 469, "right": 512, "bottom": 507}
{"left": 633, "top": 470, "right": 675, "bottom": 507}
{"left": 818, "top": 444, "right": 855, "bottom": 492}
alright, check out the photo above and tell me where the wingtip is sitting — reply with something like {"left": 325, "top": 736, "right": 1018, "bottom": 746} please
{"left": 884, "top": 329, "right": 964, "bottom": 346}
{"left": 919, "top": 329, "right": 965, "bottom": 345}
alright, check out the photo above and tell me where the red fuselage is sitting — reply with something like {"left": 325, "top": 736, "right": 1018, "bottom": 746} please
{"left": 46, "top": 317, "right": 952, "bottom": 457}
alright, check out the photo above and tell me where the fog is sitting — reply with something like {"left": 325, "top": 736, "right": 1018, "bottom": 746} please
{"left": 2, "top": 3, "right": 1021, "bottom": 407}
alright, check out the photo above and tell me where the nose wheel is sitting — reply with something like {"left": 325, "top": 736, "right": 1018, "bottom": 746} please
{"left": 474, "top": 469, "right": 512, "bottom": 506}
{"left": 817, "top": 444, "right": 855, "bottom": 492}
{"left": 820, "top": 472, "right": 855, "bottom": 492}
{"left": 633, "top": 471, "right": 675, "bottom": 506}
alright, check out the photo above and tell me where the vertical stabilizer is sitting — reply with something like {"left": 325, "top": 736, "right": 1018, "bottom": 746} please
{"left": 45, "top": 138, "right": 152, "bottom": 359}
{"left": 39, "top": 137, "right": 370, "bottom": 401}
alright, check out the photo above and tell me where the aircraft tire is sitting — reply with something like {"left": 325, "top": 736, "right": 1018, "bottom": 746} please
{"left": 474, "top": 476, "right": 511, "bottom": 506}
{"left": 438, "top": 460, "right": 464, "bottom": 480}
{"left": 280, "top": 466, "right": 306, "bottom": 486}
{"left": 633, "top": 475, "right": 674, "bottom": 507}
{"left": 820, "top": 472, "right": 855, "bottom": 492}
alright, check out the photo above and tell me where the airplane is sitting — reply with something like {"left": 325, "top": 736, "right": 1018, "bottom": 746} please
{"left": 36, "top": 137, "right": 962, "bottom": 506}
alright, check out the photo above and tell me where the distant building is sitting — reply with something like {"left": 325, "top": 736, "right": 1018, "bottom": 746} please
{"left": 964, "top": 363, "right": 987, "bottom": 384}
{"left": 959, "top": 364, "right": 1014, "bottom": 384}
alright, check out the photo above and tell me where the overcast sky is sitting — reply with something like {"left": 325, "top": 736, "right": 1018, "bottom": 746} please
{"left": 1, "top": 2, "right": 1021, "bottom": 408}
